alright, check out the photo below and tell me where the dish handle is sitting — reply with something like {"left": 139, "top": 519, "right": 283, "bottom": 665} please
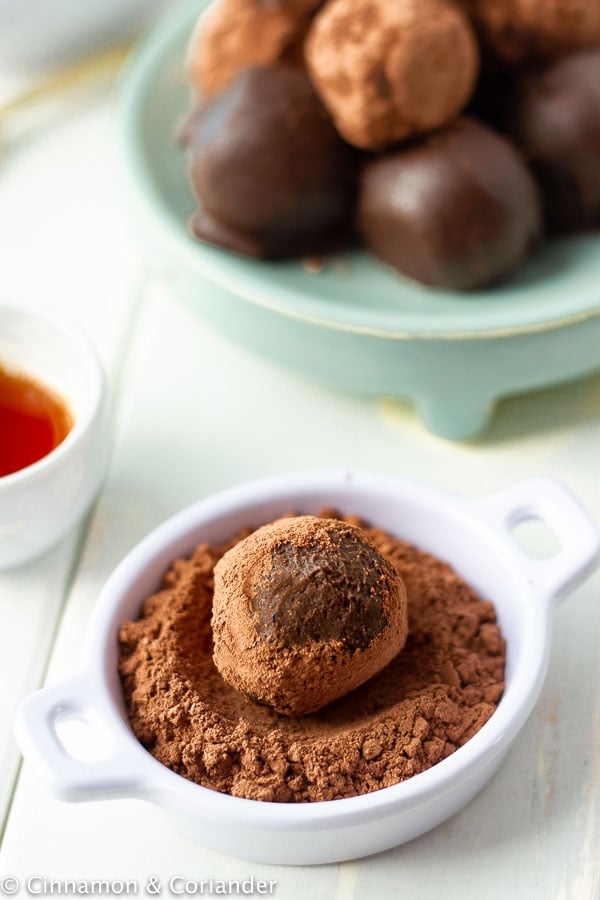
{"left": 469, "top": 477, "right": 600, "bottom": 607}
{"left": 14, "top": 677, "right": 146, "bottom": 801}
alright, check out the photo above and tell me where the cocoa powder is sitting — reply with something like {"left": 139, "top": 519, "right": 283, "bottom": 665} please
{"left": 118, "top": 511, "right": 506, "bottom": 803}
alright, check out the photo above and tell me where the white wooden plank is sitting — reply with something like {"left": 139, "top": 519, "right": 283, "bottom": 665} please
{"left": 0, "top": 95, "right": 143, "bottom": 372}
{"left": 0, "top": 536, "right": 79, "bottom": 825}
{"left": 0, "top": 92, "right": 143, "bottom": 828}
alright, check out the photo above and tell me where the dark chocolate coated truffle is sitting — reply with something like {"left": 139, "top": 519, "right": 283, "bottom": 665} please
{"left": 212, "top": 516, "right": 408, "bottom": 716}
{"left": 356, "top": 117, "right": 542, "bottom": 291}
{"left": 187, "top": 65, "right": 355, "bottom": 258}
{"left": 505, "top": 49, "right": 600, "bottom": 235}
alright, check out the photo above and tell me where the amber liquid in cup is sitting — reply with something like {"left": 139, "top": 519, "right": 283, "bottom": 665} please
{"left": 0, "top": 363, "right": 73, "bottom": 477}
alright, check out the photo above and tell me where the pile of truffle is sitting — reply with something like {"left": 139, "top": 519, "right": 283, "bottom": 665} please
{"left": 183, "top": 0, "right": 600, "bottom": 291}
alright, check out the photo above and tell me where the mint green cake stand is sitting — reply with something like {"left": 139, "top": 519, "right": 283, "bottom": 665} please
{"left": 118, "top": 0, "right": 600, "bottom": 440}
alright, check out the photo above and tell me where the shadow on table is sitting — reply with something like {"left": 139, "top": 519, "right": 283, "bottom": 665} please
{"left": 378, "top": 370, "right": 600, "bottom": 447}
{"left": 484, "top": 369, "right": 600, "bottom": 445}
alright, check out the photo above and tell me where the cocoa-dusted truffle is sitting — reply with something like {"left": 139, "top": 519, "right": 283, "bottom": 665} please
{"left": 187, "top": 65, "right": 356, "bottom": 259}
{"left": 212, "top": 516, "right": 408, "bottom": 716}
{"left": 505, "top": 49, "right": 600, "bottom": 235}
{"left": 466, "top": 0, "right": 600, "bottom": 64}
{"left": 187, "top": 0, "right": 323, "bottom": 99}
{"left": 304, "top": 0, "right": 479, "bottom": 151}
{"left": 357, "top": 118, "right": 542, "bottom": 291}
{"left": 275, "top": 0, "right": 324, "bottom": 12}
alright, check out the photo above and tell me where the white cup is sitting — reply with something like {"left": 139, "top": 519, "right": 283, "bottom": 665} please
{"left": 0, "top": 303, "right": 109, "bottom": 568}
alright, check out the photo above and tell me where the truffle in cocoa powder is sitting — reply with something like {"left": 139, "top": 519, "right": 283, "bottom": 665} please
{"left": 211, "top": 515, "right": 409, "bottom": 715}
{"left": 118, "top": 512, "right": 506, "bottom": 803}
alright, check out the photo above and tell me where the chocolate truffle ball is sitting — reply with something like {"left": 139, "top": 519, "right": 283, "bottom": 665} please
{"left": 357, "top": 118, "right": 543, "bottom": 291}
{"left": 212, "top": 516, "right": 408, "bottom": 716}
{"left": 466, "top": 0, "right": 600, "bottom": 64}
{"left": 187, "top": 0, "right": 322, "bottom": 99}
{"left": 505, "top": 49, "right": 600, "bottom": 235}
{"left": 187, "top": 65, "right": 356, "bottom": 259}
{"left": 305, "top": 0, "right": 479, "bottom": 151}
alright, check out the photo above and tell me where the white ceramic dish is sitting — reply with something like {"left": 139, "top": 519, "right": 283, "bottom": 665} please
{"left": 0, "top": 303, "right": 109, "bottom": 569}
{"left": 14, "top": 471, "right": 600, "bottom": 864}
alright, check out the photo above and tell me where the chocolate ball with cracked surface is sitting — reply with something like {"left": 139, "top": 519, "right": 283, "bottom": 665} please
{"left": 505, "top": 49, "right": 600, "bottom": 235}
{"left": 187, "top": 65, "right": 356, "bottom": 259}
{"left": 357, "top": 118, "right": 542, "bottom": 291}
{"left": 211, "top": 516, "right": 408, "bottom": 716}
{"left": 305, "top": 0, "right": 479, "bottom": 150}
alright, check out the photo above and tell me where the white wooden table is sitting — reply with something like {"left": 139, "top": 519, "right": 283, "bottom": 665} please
{"left": 1, "top": 67, "right": 600, "bottom": 900}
